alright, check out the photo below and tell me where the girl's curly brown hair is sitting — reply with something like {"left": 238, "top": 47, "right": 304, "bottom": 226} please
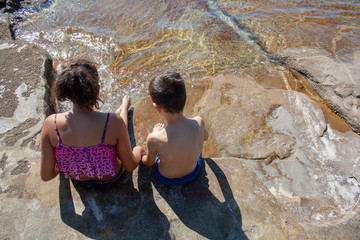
{"left": 53, "top": 59, "right": 102, "bottom": 110}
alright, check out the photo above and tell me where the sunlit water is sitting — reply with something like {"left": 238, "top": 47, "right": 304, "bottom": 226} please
{"left": 13, "top": 0, "right": 360, "bottom": 113}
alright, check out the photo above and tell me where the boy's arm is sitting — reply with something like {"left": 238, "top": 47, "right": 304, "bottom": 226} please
{"left": 141, "top": 134, "right": 158, "bottom": 167}
{"left": 194, "top": 116, "right": 208, "bottom": 141}
{"left": 203, "top": 122, "right": 208, "bottom": 141}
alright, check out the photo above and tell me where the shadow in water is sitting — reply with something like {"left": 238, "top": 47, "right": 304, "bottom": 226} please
{"left": 59, "top": 163, "right": 170, "bottom": 239}
{"left": 152, "top": 158, "right": 248, "bottom": 239}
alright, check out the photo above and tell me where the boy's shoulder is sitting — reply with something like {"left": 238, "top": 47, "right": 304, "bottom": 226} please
{"left": 191, "top": 116, "right": 205, "bottom": 126}
{"left": 192, "top": 115, "right": 203, "bottom": 121}
{"left": 190, "top": 116, "right": 208, "bottom": 140}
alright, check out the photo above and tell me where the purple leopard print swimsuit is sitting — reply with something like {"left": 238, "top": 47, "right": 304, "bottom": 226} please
{"left": 54, "top": 113, "right": 118, "bottom": 181}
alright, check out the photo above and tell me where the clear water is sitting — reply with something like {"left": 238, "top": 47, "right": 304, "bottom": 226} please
{"left": 13, "top": 0, "right": 360, "bottom": 112}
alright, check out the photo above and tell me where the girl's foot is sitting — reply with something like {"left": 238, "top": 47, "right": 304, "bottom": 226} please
{"left": 115, "top": 95, "right": 131, "bottom": 128}
{"left": 153, "top": 123, "right": 165, "bottom": 132}
{"left": 115, "top": 95, "right": 131, "bottom": 115}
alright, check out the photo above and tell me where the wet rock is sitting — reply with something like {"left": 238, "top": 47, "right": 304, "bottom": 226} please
{"left": 2, "top": 1, "right": 52, "bottom": 39}
{"left": 0, "top": 0, "right": 6, "bottom": 9}
{"left": 2, "top": 0, "right": 23, "bottom": 13}
{"left": 283, "top": 47, "right": 360, "bottom": 134}
{"left": 6, "top": 0, "right": 51, "bottom": 12}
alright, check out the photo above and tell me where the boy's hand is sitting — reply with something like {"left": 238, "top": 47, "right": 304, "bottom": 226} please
{"left": 153, "top": 123, "right": 165, "bottom": 132}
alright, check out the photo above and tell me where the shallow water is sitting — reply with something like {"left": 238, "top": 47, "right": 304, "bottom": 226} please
{"left": 13, "top": 0, "right": 360, "bottom": 120}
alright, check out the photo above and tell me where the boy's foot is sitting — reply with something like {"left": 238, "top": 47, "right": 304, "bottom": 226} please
{"left": 115, "top": 95, "right": 131, "bottom": 115}
{"left": 153, "top": 123, "right": 165, "bottom": 132}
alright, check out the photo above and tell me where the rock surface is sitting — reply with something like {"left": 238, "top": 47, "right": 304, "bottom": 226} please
{"left": 283, "top": 47, "right": 360, "bottom": 134}
{"left": 1, "top": 154, "right": 312, "bottom": 239}
{"left": 0, "top": 33, "right": 360, "bottom": 239}
{"left": 0, "top": 37, "right": 53, "bottom": 190}
{"left": 0, "top": 15, "right": 11, "bottom": 40}
{"left": 0, "top": 0, "right": 49, "bottom": 13}
{"left": 195, "top": 74, "right": 360, "bottom": 226}
{"left": 133, "top": 73, "right": 360, "bottom": 238}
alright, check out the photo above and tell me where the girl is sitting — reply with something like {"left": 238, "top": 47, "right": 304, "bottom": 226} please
{"left": 40, "top": 59, "right": 143, "bottom": 183}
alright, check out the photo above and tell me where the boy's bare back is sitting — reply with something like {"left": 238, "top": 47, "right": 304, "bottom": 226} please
{"left": 141, "top": 71, "right": 208, "bottom": 182}
{"left": 146, "top": 115, "right": 207, "bottom": 178}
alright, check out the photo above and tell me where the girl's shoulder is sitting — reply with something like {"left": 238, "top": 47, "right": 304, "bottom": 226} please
{"left": 45, "top": 111, "right": 70, "bottom": 120}
{"left": 41, "top": 114, "right": 59, "bottom": 146}
{"left": 107, "top": 113, "right": 126, "bottom": 130}
{"left": 108, "top": 112, "right": 124, "bottom": 123}
{"left": 43, "top": 113, "right": 58, "bottom": 129}
{"left": 44, "top": 113, "right": 55, "bottom": 123}
{"left": 42, "top": 111, "right": 73, "bottom": 130}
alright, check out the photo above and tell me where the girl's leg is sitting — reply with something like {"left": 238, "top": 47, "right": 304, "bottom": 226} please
{"left": 115, "top": 95, "right": 131, "bottom": 128}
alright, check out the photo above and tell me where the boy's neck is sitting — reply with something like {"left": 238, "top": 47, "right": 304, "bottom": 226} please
{"left": 163, "top": 111, "right": 185, "bottom": 125}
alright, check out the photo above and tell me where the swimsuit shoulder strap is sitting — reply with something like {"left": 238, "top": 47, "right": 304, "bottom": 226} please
{"left": 54, "top": 114, "right": 61, "bottom": 143}
{"left": 101, "top": 113, "right": 110, "bottom": 143}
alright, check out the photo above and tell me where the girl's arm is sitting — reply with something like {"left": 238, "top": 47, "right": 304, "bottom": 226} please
{"left": 141, "top": 134, "right": 158, "bottom": 167}
{"left": 115, "top": 116, "right": 142, "bottom": 172}
{"left": 40, "top": 116, "right": 60, "bottom": 181}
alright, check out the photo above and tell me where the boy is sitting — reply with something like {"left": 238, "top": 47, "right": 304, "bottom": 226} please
{"left": 141, "top": 71, "right": 208, "bottom": 185}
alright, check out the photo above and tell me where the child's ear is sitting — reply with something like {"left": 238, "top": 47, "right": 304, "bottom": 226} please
{"left": 153, "top": 103, "right": 161, "bottom": 113}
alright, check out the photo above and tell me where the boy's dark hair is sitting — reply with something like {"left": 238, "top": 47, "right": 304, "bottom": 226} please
{"left": 53, "top": 59, "right": 102, "bottom": 110}
{"left": 149, "top": 71, "right": 186, "bottom": 113}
